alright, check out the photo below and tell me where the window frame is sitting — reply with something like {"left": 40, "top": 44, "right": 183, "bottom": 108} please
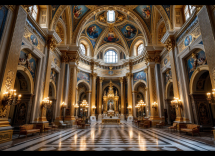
{"left": 183, "top": 5, "right": 195, "bottom": 21}
{"left": 80, "top": 43, "right": 86, "bottom": 55}
{"left": 104, "top": 50, "right": 118, "bottom": 64}
{"left": 29, "top": 5, "right": 39, "bottom": 22}
{"left": 107, "top": 10, "right": 115, "bottom": 23}
{"left": 137, "top": 43, "right": 144, "bottom": 56}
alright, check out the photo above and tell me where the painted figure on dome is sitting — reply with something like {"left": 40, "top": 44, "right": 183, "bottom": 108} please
{"left": 87, "top": 25, "right": 98, "bottom": 38}
{"left": 142, "top": 5, "right": 151, "bottom": 19}
{"left": 73, "top": 5, "right": 82, "bottom": 19}
{"left": 123, "top": 25, "right": 137, "bottom": 39}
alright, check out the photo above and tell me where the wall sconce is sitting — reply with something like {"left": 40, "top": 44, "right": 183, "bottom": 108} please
{"left": 2, "top": 89, "right": 21, "bottom": 106}
{"left": 207, "top": 89, "right": 215, "bottom": 104}
{"left": 152, "top": 102, "right": 157, "bottom": 109}
{"left": 171, "top": 97, "right": 182, "bottom": 109}
{"left": 61, "top": 102, "right": 67, "bottom": 108}
{"left": 42, "top": 97, "right": 52, "bottom": 108}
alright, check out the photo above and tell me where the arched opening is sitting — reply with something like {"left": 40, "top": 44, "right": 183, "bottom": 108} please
{"left": 189, "top": 70, "right": 214, "bottom": 129}
{"left": 165, "top": 82, "right": 176, "bottom": 125}
{"left": 8, "top": 70, "right": 33, "bottom": 129}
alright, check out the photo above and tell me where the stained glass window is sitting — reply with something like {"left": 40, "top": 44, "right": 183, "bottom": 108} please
{"left": 104, "top": 50, "right": 118, "bottom": 63}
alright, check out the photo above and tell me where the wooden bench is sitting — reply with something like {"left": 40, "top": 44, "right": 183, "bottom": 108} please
{"left": 180, "top": 124, "right": 201, "bottom": 136}
{"left": 19, "top": 124, "right": 40, "bottom": 138}
{"left": 168, "top": 123, "right": 177, "bottom": 131}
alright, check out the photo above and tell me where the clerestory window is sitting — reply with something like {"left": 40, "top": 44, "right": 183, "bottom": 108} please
{"left": 107, "top": 10, "right": 115, "bottom": 23}
{"left": 104, "top": 50, "right": 118, "bottom": 63}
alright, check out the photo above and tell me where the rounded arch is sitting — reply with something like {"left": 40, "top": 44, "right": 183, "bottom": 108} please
{"left": 55, "top": 18, "right": 67, "bottom": 45}
{"left": 16, "top": 65, "right": 34, "bottom": 94}
{"left": 165, "top": 79, "right": 173, "bottom": 99}
{"left": 49, "top": 79, "right": 57, "bottom": 99}
{"left": 133, "top": 80, "right": 147, "bottom": 91}
{"left": 102, "top": 82, "right": 121, "bottom": 96}
{"left": 77, "top": 79, "right": 91, "bottom": 90}
{"left": 130, "top": 36, "right": 145, "bottom": 57}
{"left": 189, "top": 65, "right": 209, "bottom": 94}
{"left": 79, "top": 36, "right": 93, "bottom": 57}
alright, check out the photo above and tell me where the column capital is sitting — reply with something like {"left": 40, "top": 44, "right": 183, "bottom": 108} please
{"left": 126, "top": 72, "right": 133, "bottom": 78}
{"left": 91, "top": 73, "right": 97, "bottom": 78}
{"left": 99, "top": 77, "right": 104, "bottom": 83}
{"left": 164, "top": 37, "right": 175, "bottom": 52}
{"left": 119, "top": 77, "right": 124, "bottom": 83}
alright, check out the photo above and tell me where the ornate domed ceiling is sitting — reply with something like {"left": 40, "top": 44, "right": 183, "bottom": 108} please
{"left": 51, "top": 5, "right": 172, "bottom": 57}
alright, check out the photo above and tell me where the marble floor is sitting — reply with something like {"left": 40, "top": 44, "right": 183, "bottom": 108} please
{"left": 2, "top": 122, "right": 215, "bottom": 151}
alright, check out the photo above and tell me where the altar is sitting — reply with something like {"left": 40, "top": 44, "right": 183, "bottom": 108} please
{"left": 102, "top": 118, "right": 120, "bottom": 124}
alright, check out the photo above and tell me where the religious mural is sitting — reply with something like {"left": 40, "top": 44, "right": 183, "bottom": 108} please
{"left": 0, "top": 6, "right": 8, "bottom": 42}
{"left": 18, "top": 51, "right": 37, "bottom": 81}
{"left": 134, "top": 5, "right": 152, "bottom": 31}
{"left": 86, "top": 24, "right": 102, "bottom": 39}
{"left": 133, "top": 71, "right": 146, "bottom": 84}
{"left": 30, "top": 35, "right": 38, "bottom": 46}
{"left": 50, "top": 69, "right": 57, "bottom": 84}
{"left": 187, "top": 50, "right": 207, "bottom": 80}
{"left": 184, "top": 35, "right": 192, "bottom": 46}
{"left": 121, "top": 24, "right": 137, "bottom": 39}
{"left": 77, "top": 71, "right": 90, "bottom": 83}
{"left": 104, "top": 31, "right": 119, "bottom": 42}
{"left": 165, "top": 70, "right": 172, "bottom": 85}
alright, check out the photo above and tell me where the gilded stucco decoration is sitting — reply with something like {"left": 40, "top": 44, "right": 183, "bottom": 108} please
{"left": 55, "top": 22, "right": 64, "bottom": 44}
{"left": 158, "top": 22, "right": 166, "bottom": 43}
{"left": 5, "top": 70, "right": 15, "bottom": 91}
{"left": 23, "top": 27, "right": 44, "bottom": 53}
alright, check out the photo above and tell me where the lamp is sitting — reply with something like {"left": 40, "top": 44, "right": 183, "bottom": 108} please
{"left": 170, "top": 97, "right": 182, "bottom": 109}
{"left": 80, "top": 100, "right": 89, "bottom": 120}
{"left": 2, "top": 89, "right": 22, "bottom": 106}
{"left": 135, "top": 100, "right": 146, "bottom": 120}
{"left": 152, "top": 102, "right": 157, "bottom": 109}
{"left": 61, "top": 102, "right": 67, "bottom": 108}
{"left": 42, "top": 97, "right": 52, "bottom": 109}
{"left": 207, "top": 89, "right": 215, "bottom": 105}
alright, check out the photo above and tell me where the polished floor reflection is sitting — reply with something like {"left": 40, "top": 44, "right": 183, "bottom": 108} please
{"left": 3, "top": 122, "right": 215, "bottom": 151}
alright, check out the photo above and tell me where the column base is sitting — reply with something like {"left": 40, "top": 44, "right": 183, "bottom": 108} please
{"left": 183, "top": 117, "right": 191, "bottom": 123}
{"left": 120, "top": 114, "right": 125, "bottom": 120}
{"left": 90, "top": 116, "right": 96, "bottom": 122}
{"left": 0, "top": 126, "right": 13, "bottom": 146}
{"left": 174, "top": 117, "right": 184, "bottom": 122}
{"left": 38, "top": 117, "right": 48, "bottom": 122}
{"left": 98, "top": 114, "right": 102, "bottom": 121}
{"left": 35, "top": 122, "right": 49, "bottom": 133}
{"left": 127, "top": 116, "right": 133, "bottom": 122}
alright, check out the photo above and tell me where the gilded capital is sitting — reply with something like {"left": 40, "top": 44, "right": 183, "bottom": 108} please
{"left": 61, "top": 54, "right": 68, "bottom": 62}
{"left": 164, "top": 37, "right": 175, "bottom": 52}
{"left": 126, "top": 72, "right": 133, "bottom": 77}
{"left": 119, "top": 77, "right": 124, "bottom": 83}
{"left": 91, "top": 72, "right": 97, "bottom": 78}
{"left": 99, "top": 77, "right": 104, "bottom": 83}
{"left": 47, "top": 37, "right": 57, "bottom": 51}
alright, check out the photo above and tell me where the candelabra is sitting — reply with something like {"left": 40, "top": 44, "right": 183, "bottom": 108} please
{"left": 2, "top": 89, "right": 21, "bottom": 106}
{"left": 80, "top": 100, "right": 89, "bottom": 120}
{"left": 170, "top": 97, "right": 182, "bottom": 109}
{"left": 206, "top": 89, "right": 215, "bottom": 105}
{"left": 127, "top": 105, "right": 132, "bottom": 116}
{"left": 74, "top": 103, "right": 79, "bottom": 117}
{"left": 152, "top": 102, "right": 158, "bottom": 110}
{"left": 135, "top": 100, "right": 146, "bottom": 120}
{"left": 41, "top": 97, "right": 52, "bottom": 109}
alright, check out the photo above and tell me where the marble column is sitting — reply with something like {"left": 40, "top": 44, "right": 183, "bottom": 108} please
{"left": 64, "top": 63, "right": 78, "bottom": 124}
{"left": 87, "top": 91, "right": 91, "bottom": 117}
{"left": 147, "top": 62, "right": 160, "bottom": 126}
{"left": 119, "top": 77, "right": 125, "bottom": 120}
{"left": 143, "top": 68, "right": 150, "bottom": 117}
{"left": 198, "top": 6, "right": 215, "bottom": 89}
{"left": 132, "top": 91, "right": 137, "bottom": 118}
{"left": 98, "top": 77, "right": 104, "bottom": 120}
{"left": 90, "top": 73, "right": 97, "bottom": 120}
{"left": 0, "top": 5, "right": 27, "bottom": 146}
{"left": 126, "top": 73, "right": 133, "bottom": 121}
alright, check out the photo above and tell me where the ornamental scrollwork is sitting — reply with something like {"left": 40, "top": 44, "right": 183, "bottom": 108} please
{"left": 47, "top": 37, "right": 57, "bottom": 51}
{"left": 5, "top": 70, "right": 15, "bottom": 91}
{"left": 164, "top": 38, "right": 175, "bottom": 52}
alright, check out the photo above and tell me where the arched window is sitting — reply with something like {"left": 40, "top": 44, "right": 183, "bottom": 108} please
{"left": 137, "top": 43, "right": 144, "bottom": 55}
{"left": 29, "top": 5, "right": 38, "bottom": 21}
{"left": 104, "top": 50, "right": 118, "bottom": 63}
{"left": 184, "top": 5, "right": 195, "bottom": 21}
{"left": 107, "top": 10, "right": 115, "bottom": 23}
{"left": 80, "top": 43, "right": 86, "bottom": 55}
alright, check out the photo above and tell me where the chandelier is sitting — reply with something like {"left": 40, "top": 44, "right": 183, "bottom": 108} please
{"left": 42, "top": 97, "right": 52, "bottom": 108}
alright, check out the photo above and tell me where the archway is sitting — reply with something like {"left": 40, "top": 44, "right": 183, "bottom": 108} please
{"left": 8, "top": 70, "right": 33, "bottom": 128}
{"left": 189, "top": 70, "right": 214, "bottom": 129}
